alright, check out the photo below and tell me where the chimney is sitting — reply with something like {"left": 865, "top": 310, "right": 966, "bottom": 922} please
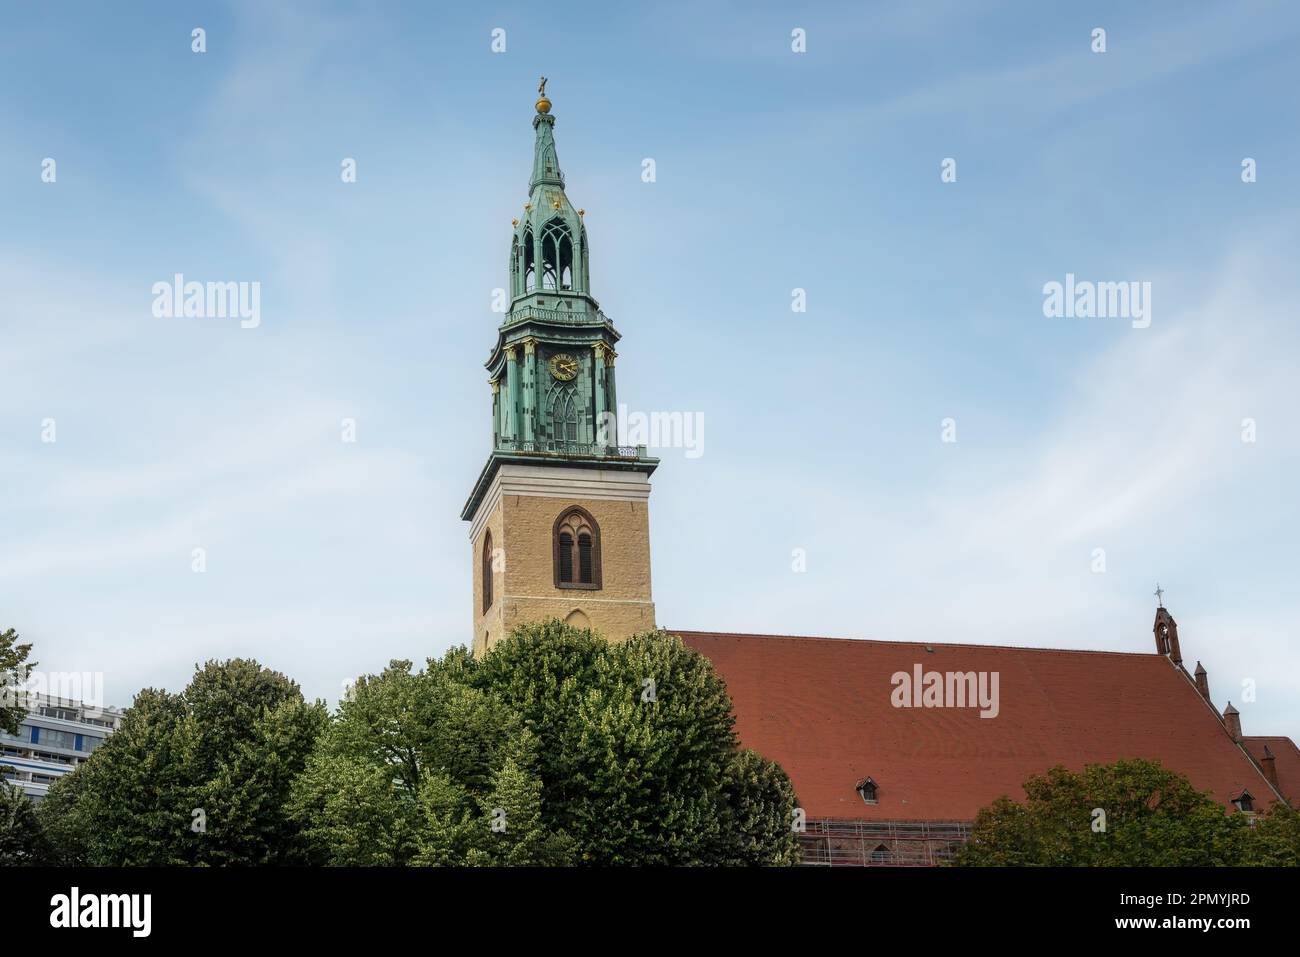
{"left": 1223, "top": 702, "right": 1243, "bottom": 743}
{"left": 1153, "top": 606, "right": 1182, "bottom": 665}
{"left": 1260, "top": 745, "right": 1279, "bottom": 789}
{"left": 1194, "top": 660, "right": 1210, "bottom": 700}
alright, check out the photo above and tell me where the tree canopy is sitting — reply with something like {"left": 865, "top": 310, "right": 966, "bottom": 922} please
{"left": 33, "top": 623, "right": 800, "bottom": 866}
{"left": 0, "top": 627, "right": 35, "bottom": 735}
{"left": 38, "top": 659, "right": 327, "bottom": 865}
{"left": 0, "top": 778, "right": 56, "bottom": 866}
{"left": 954, "top": 758, "right": 1298, "bottom": 866}
{"left": 293, "top": 622, "right": 801, "bottom": 866}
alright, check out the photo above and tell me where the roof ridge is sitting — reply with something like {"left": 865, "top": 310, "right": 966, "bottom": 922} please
{"left": 1245, "top": 734, "right": 1300, "bottom": 756}
{"left": 668, "top": 629, "right": 1162, "bottom": 659}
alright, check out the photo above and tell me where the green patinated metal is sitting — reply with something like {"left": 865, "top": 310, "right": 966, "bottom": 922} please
{"left": 461, "top": 88, "right": 657, "bottom": 523}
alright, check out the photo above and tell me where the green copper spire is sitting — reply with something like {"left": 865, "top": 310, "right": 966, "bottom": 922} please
{"left": 510, "top": 80, "right": 589, "bottom": 300}
{"left": 530, "top": 76, "right": 564, "bottom": 192}
{"left": 461, "top": 80, "right": 658, "bottom": 525}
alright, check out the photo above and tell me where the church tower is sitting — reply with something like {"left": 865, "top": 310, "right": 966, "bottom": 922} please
{"left": 461, "top": 82, "right": 658, "bottom": 657}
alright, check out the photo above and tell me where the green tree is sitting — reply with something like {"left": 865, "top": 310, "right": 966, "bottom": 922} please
{"left": 289, "top": 651, "right": 526, "bottom": 865}
{"left": 954, "top": 759, "right": 1253, "bottom": 866}
{"left": 717, "top": 748, "right": 803, "bottom": 866}
{"left": 289, "top": 752, "right": 415, "bottom": 866}
{"left": 463, "top": 731, "right": 576, "bottom": 867}
{"left": 38, "top": 660, "right": 326, "bottom": 866}
{"left": 295, "top": 623, "right": 800, "bottom": 866}
{"left": 0, "top": 778, "right": 56, "bottom": 866}
{"left": 1, "top": 627, "right": 35, "bottom": 735}
{"left": 35, "top": 757, "right": 96, "bottom": 866}
{"left": 474, "top": 621, "right": 801, "bottom": 865}
{"left": 410, "top": 769, "right": 481, "bottom": 866}
{"left": 409, "top": 732, "right": 576, "bottom": 867}
{"left": 1242, "top": 801, "right": 1300, "bottom": 866}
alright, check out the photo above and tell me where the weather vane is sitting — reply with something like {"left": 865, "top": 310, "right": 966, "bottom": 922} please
{"left": 1154, "top": 583, "right": 1165, "bottom": 607}
{"left": 539, "top": 76, "right": 547, "bottom": 96}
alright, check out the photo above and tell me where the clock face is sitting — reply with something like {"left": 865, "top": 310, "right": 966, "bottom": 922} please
{"left": 549, "top": 353, "right": 579, "bottom": 381}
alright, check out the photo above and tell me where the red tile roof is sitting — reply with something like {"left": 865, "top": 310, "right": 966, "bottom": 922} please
{"left": 1244, "top": 736, "right": 1300, "bottom": 807}
{"left": 676, "top": 630, "right": 1284, "bottom": 821}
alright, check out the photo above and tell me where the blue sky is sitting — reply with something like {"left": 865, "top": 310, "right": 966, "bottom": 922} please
{"left": 2, "top": 1, "right": 1298, "bottom": 741}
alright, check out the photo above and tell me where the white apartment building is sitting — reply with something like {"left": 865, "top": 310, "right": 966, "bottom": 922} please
{"left": 0, "top": 694, "right": 124, "bottom": 802}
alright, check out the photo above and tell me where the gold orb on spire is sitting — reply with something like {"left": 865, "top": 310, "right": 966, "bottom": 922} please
{"left": 536, "top": 75, "right": 551, "bottom": 113}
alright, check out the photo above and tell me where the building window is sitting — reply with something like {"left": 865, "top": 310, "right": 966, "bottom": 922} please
{"left": 558, "top": 533, "right": 573, "bottom": 583}
{"left": 553, "top": 507, "right": 601, "bottom": 590}
{"left": 578, "top": 533, "right": 593, "bottom": 582}
{"left": 856, "top": 777, "right": 878, "bottom": 804}
{"left": 1232, "top": 791, "right": 1254, "bottom": 813}
{"left": 870, "top": 844, "right": 892, "bottom": 864}
{"left": 38, "top": 728, "right": 76, "bottom": 750}
{"left": 510, "top": 236, "right": 520, "bottom": 297}
{"left": 523, "top": 228, "right": 536, "bottom": 293}
{"left": 540, "top": 219, "right": 573, "bottom": 291}
{"left": 548, "top": 383, "right": 579, "bottom": 446}
{"left": 482, "top": 530, "right": 494, "bottom": 613}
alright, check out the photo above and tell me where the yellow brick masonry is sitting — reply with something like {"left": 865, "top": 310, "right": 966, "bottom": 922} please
{"left": 469, "top": 465, "right": 655, "bottom": 656}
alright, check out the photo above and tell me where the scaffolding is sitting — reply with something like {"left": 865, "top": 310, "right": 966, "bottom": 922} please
{"left": 799, "top": 818, "right": 973, "bottom": 866}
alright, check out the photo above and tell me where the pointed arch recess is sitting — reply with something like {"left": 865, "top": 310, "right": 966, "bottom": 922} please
{"left": 553, "top": 505, "right": 601, "bottom": 590}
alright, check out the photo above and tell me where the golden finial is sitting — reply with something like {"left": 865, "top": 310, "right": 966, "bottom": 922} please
{"left": 578, "top": 208, "right": 585, "bottom": 217}
{"left": 512, "top": 219, "right": 518, "bottom": 226}
{"left": 536, "top": 75, "right": 551, "bottom": 113}
{"left": 524, "top": 202, "right": 531, "bottom": 211}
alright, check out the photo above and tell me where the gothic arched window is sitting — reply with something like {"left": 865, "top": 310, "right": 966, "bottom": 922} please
{"left": 548, "top": 383, "right": 579, "bottom": 447}
{"left": 870, "top": 844, "right": 892, "bottom": 864}
{"left": 578, "top": 225, "right": 589, "bottom": 290}
{"left": 482, "top": 530, "right": 494, "bottom": 613}
{"left": 541, "top": 219, "right": 572, "bottom": 291}
{"left": 510, "top": 237, "right": 520, "bottom": 297}
{"left": 554, "top": 506, "right": 600, "bottom": 590}
{"left": 523, "top": 228, "right": 536, "bottom": 293}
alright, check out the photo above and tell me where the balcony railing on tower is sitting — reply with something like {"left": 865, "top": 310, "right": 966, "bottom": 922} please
{"left": 503, "top": 303, "right": 612, "bottom": 328}
{"left": 496, "top": 438, "right": 647, "bottom": 459}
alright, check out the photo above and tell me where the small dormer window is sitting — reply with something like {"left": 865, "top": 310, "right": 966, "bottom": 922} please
{"left": 1232, "top": 791, "right": 1254, "bottom": 813}
{"left": 856, "top": 777, "right": 878, "bottom": 804}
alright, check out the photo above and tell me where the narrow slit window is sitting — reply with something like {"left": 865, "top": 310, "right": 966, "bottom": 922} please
{"left": 558, "top": 533, "right": 573, "bottom": 583}
{"left": 482, "top": 531, "right": 494, "bottom": 612}
{"left": 578, "top": 533, "right": 593, "bottom": 583}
